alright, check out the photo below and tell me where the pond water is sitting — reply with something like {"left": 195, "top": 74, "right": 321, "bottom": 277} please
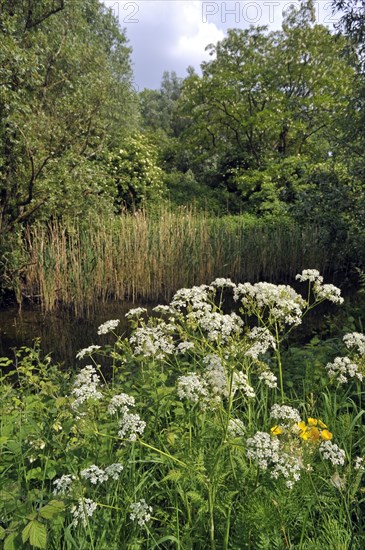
{"left": 0, "top": 301, "right": 144, "bottom": 369}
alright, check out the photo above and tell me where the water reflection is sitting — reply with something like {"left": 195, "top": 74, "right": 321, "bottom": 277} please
{"left": 0, "top": 302, "right": 142, "bottom": 369}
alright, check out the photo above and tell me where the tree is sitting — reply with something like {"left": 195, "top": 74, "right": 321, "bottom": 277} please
{"left": 176, "top": 1, "right": 355, "bottom": 213}
{"left": 0, "top": 0, "right": 137, "bottom": 234}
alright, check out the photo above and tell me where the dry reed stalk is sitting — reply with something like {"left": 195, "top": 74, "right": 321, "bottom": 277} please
{"left": 18, "top": 208, "right": 332, "bottom": 314}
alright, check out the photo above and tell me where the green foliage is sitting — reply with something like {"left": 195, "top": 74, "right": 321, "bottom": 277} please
{"left": 0, "top": 0, "right": 137, "bottom": 234}
{"left": 176, "top": 2, "right": 355, "bottom": 214}
{"left": 102, "top": 134, "right": 166, "bottom": 210}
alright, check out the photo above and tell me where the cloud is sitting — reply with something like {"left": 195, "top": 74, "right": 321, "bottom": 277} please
{"left": 170, "top": 1, "right": 225, "bottom": 63}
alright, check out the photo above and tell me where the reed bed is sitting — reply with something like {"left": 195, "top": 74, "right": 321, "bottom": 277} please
{"left": 20, "top": 209, "right": 332, "bottom": 314}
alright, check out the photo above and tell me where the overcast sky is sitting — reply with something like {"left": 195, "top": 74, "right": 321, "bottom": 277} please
{"left": 103, "top": 1, "right": 341, "bottom": 91}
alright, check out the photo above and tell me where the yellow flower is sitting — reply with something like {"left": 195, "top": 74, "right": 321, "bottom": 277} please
{"left": 307, "top": 427, "right": 320, "bottom": 441}
{"left": 321, "top": 429, "right": 333, "bottom": 440}
{"left": 318, "top": 419, "right": 327, "bottom": 429}
{"left": 271, "top": 425, "right": 283, "bottom": 436}
{"left": 307, "top": 418, "right": 318, "bottom": 426}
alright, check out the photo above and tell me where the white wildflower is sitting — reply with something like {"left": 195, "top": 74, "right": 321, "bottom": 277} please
{"left": 125, "top": 307, "right": 147, "bottom": 319}
{"left": 295, "top": 269, "right": 323, "bottom": 284}
{"left": 71, "top": 498, "right": 98, "bottom": 527}
{"left": 203, "top": 354, "right": 228, "bottom": 401}
{"left": 196, "top": 311, "right": 243, "bottom": 342}
{"left": 175, "top": 341, "right": 195, "bottom": 354}
{"left": 232, "top": 371, "right": 256, "bottom": 398}
{"left": 354, "top": 456, "right": 365, "bottom": 470}
{"left": 270, "top": 404, "right": 301, "bottom": 428}
{"left": 313, "top": 282, "right": 344, "bottom": 304}
{"left": 130, "top": 322, "right": 175, "bottom": 359}
{"left": 343, "top": 332, "right": 365, "bottom": 356}
{"left": 153, "top": 304, "right": 175, "bottom": 315}
{"left": 209, "top": 277, "right": 236, "bottom": 289}
{"left": 246, "top": 431, "right": 280, "bottom": 470}
{"left": 170, "top": 285, "right": 211, "bottom": 313}
{"left": 71, "top": 366, "right": 102, "bottom": 409}
{"left": 53, "top": 474, "right": 75, "bottom": 496}
{"left": 118, "top": 411, "right": 146, "bottom": 442}
{"left": 97, "top": 319, "right": 120, "bottom": 335}
{"left": 234, "top": 282, "right": 306, "bottom": 326}
{"left": 258, "top": 369, "right": 278, "bottom": 388}
{"left": 130, "top": 499, "right": 152, "bottom": 526}
{"left": 325, "top": 356, "right": 362, "bottom": 384}
{"left": 227, "top": 418, "right": 246, "bottom": 438}
{"left": 177, "top": 372, "right": 209, "bottom": 405}
{"left": 245, "top": 327, "right": 276, "bottom": 358}
{"left": 108, "top": 393, "right": 135, "bottom": 415}
{"left": 105, "top": 463, "right": 124, "bottom": 480}
{"left": 319, "top": 440, "right": 346, "bottom": 466}
{"left": 271, "top": 452, "right": 301, "bottom": 489}
{"left": 80, "top": 465, "right": 108, "bottom": 485}
{"left": 76, "top": 345, "right": 101, "bottom": 360}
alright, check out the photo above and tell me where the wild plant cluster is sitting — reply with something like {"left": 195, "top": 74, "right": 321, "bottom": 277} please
{"left": 1, "top": 270, "right": 365, "bottom": 549}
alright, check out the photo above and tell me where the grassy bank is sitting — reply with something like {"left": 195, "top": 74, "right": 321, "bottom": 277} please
{"left": 13, "top": 209, "right": 333, "bottom": 314}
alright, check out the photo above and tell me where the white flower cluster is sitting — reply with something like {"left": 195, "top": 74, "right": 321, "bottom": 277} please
{"left": 319, "top": 440, "right": 346, "bottom": 466}
{"left": 246, "top": 432, "right": 280, "bottom": 469}
{"left": 170, "top": 284, "right": 211, "bottom": 312}
{"left": 246, "top": 431, "right": 301, "bottom": 488}
{"left": 313, "top": 283, "right": 344, "bottom": 304}
{"left": 295, "top": 269, "right": 323, "bottom": 283}
{"left": 354, "top": 456, "right": 365, "bottom": 471}
{"left": 245, "top": 327, "right": 276, "bottom": 359}
{"left": 209, "top": 277, "right": 236, "bottom": 289}
{"left": 115, "top": 395, "right": 146, "bottom": 442}
{"left": 125, "top": 307, "right": 147, "bottom": 319}
{"left": 108, "top": 393, "right": 136, "bottom": 415}
{"left": 343, "top": 332, "right": 365, "bottom": 356}
{"left": 71, "top": 366, "right": 102, "bottom": 409}
{"left": 271, "top": 451, "right": 302, "bottom": 489}
{"left": 258, "top": 369, "right": 278, "bottom": 389}
{"left": 325, "top": 356, "right": 362, "bottom": 384}
{"left": 71, "top": 498, "right": 98, "bottom": 527}
{"left": 76, "top": 345, "right": 101, "bottom": 360}
{"left": 270, "top": 404, "right": 301, "bottom": 428}
{"left": 234, "top": 282, "right": 306, "bottom": 326}
{"left": 227, "top": 418, "right": 246, "bottom": 438}
{"left": 232, "top": 371, "right": 256, "bottom": 399}
{"left": 296, "top": 270, "right": 344, "bottom": 304}
{"left": 177, "top": 355, "right": 230, "bottom": 407}
{"left": 97, "top": 319, "right": 120, "bottom": 335}
{"left": 53, "top": 474, "right": 76, "bottom": 496}
{"left": 196, "top": 311, "right": 243, "bottom": 343}
{"left": 203, "top": 354, "right": 228, "bottom": 402}
{"left": 80, "top": 463, "right": 124, "bottom": 484}
{"left": 175, "top": 341, "right": 195, "bottom": 354}
{"left": 153, "top": 304, "right": 175, "bottom": 315}
{"left": 177, "top": 372, "right": 209, "bottom": 405}
{"left": 80, "top": 465, "right": 109, "bottom": 484}
{"left": 129, "top": 322, "right": 175, "bottom": 359}
{"left": 130, "top": 499, "right": 152, "bottom": 526}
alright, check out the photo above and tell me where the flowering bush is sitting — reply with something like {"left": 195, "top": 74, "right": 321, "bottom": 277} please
{"left": 1, "top": 271, "right": 365, "bottom": 548}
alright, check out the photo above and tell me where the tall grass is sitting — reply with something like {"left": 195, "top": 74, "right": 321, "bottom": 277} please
{"left": 19, "top": 208, "right": 332, "bottom": 314}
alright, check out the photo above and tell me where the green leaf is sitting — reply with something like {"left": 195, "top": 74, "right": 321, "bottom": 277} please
{"left": 0, "top": 526, "right": 6, "bottom": 540}
{"left": 4, "top": 532, "right": 17, "bottom": 550}
{"left": 22, "top": 520, "right": 47, "bottom": 549}
{"left": 39, "top": 500, "right": 65, "bottom": 520}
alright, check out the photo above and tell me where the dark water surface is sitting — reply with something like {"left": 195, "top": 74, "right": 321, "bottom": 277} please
{"left": 0, "top": 301, "right": 142, "bottom": 368}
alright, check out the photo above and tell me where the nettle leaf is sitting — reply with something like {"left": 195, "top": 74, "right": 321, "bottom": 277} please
{"left": 39, "top": 500, "right": 65, "bottom": 520}
{"left": 4, "top": 532, "right": 17, "bottom": 550}
{"left": 0, "top": 526, "right": 6, "bottom": 540}
{"left": 22, "top": 520, "right": 47, "bottom": 549}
